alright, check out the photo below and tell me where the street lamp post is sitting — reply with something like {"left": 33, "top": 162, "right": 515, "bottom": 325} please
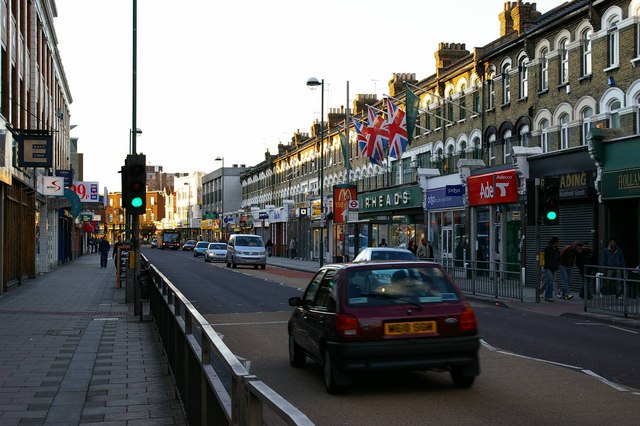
{"left": 183, "top": 182, "right": 191, "bottom": 239}
{"left": 215, "top": 157, "right": 224, "bottom": 242}
{"left": 307, "top": 77, "right": 324, "bottom": 267}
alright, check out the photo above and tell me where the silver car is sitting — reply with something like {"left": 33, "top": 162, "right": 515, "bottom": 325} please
{"left": 352, "top": 247, "right": 418, "bottom": 263}
{"left": 226, "top": 234, "right": 267, "bottom": 269}
{"left": 204, "top": 242, "right": 227, "bottom": 263}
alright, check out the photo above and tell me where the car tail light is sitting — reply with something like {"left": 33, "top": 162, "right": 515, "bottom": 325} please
{"left": 335, "top": 314, "right": 360, "bottom": 337}
{"left": 459, "top": 304, "right": 477, "bottom": 332}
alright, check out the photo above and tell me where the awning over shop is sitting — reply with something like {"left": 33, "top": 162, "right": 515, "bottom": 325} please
{"left": 82, "top": 221, "right": 95, "bottom": 233}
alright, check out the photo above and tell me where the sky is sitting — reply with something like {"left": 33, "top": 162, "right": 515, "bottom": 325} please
{"left": 54, "top": 0, "right": 563, "bottom": 192}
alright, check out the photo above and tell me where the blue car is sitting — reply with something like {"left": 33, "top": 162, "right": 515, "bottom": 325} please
{"left": 193, "top": 241, "right": 209, "bottom": 257}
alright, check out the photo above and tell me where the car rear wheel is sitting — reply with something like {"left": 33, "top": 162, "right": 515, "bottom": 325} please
{"left": 323, "top": 349, "right": 350, "bottom": 395}
{"left": 260, "top": 264, "right": 266, "bottom": 270}
{"left": 232, "top": 257, "right": 237, "bottom": 268}
{"left": 450, "top": 368, "right": 475, "bottom": 388}
{"left": 288, "top": 334, "right": 305, "bottom": 368}
{"left": 226, "top": 260, "right": 231, "bottom": 268}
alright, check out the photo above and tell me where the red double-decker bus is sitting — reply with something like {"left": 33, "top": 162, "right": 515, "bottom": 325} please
{"left": 158, "top": 229, "right": 181, "bottom": 250}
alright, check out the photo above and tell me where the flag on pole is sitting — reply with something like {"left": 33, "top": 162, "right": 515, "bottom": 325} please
{"left": 338, "top": 129, "right": 350, "bottom": 168}
{"left": 354, "top": 118, "right": 368, "bottom": 157}
{"left": 385, "top": 98, "right": 408, "bottom": 159}
{"left": 405, "top": 87, "right": 420, "bottom": 146}
{"left": 364, "top": 106, "right": 389, "bottom": 165}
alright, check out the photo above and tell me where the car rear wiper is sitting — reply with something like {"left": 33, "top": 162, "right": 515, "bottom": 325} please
{"left": 360, "top": 292, "right": 423, "bottom": 310}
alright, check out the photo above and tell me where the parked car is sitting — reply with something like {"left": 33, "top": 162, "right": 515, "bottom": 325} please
{"left": 150, "top": 238, "right": 158, "bottom": 249}
{"left": 288, "top": 261, "right": 480, "bottom": 393}
{"left": 204, "top": 242, "right": 228, "bottom": 263}
{"left": 182, "top": 240, "right": 197, "bottom": 251}
{"left": 193, "top": 241, "right": 209, "bottom": 257}
{"left": 352, "top": 247, "right": 418, "bottom": 262}
{"left": 226, "top": 234, "right": 266, "bottom": 269}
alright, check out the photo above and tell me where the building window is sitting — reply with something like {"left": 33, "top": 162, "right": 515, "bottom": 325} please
{"left": 519, "top": 57, "right": 528, "bottom": 98}
{"left": 459, "top": 84, "right": 466, "bottom": 120}
{"left": 436, "top": 104, "right": 442, "bottom": 129}
{"left": 540, "top": 48, "right": 549, "bottom": 91}
{"left": 609, "top": 100, "right": 621, "bottom": 128}
{"left": 425, "top": 100, "right": 431, "bottom": 130}
{"left": 608, "top": 18, "right": 619, "bottom": 67}
{"left": 559, "top": 39, "right": 569, "bottom": 84}
{"left": 519, "top": 125, "right": 530, "bottom": 147}
{"left": 488, "top": 74, "right": 495, "bottom": 110}
{"left": 503, "top": 130, "right": 512, "bottom": 164}
{"left": 447, "top": 89, "right": 454, "bottom": 122}
{"left": 472, "top": 136, "right": 481, "bottom": 159}
{"left": 488, "top": 135, "right": 496, "bottom": 166}
{"left": 540, "top": 119, "right": 549, "bottom": 152}
{"left": 473, "top": 80, "right": 481, "bottom": 114}
{"left": 582, "top": 29, "right": 592, "bottom": 76}
{"left": 460, "top": 140, "right": 467, "bottom": 159}
{"left": 581, "top": 107, "right": 593, "bottom": 145}
{"left": 446, "top": 145, "right": 455, "bottom": 173}
{"left": 559, "top": 113, "right": 569, "bottom": 150}
{"left": 502, "top": 64, "right": 511, "bottom": 105}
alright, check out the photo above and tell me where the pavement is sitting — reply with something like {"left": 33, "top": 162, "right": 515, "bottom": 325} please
{"left": 0, "top": 253, "right": 185, "bottom": 426}
{"left": 1, "top": 253, "right": 638, "bottom": 426}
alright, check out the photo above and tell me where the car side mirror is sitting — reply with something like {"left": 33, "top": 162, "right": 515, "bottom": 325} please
{"left": 288, "top": 296, "right": 302, "bottom": 307}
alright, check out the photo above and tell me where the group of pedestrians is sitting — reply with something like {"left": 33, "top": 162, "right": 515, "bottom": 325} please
{"left": 96, "top": 236, "right": 123, "bottom": 268}
{"left": 542, "top": 236, "right": 627, "bottom": 301}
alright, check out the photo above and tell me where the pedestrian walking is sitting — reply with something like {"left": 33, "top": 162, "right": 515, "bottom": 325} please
{"left": 265, "top": 239, "right": 273, "bottom": 257}
{"left": 559, "top": 241, "right": 580, "bottom": 300}
{"left": 98, "top": 237, "right": 110, "bottom": 268}
{"left": 112, "top": 236, "right": 122, "bottom": 268}
{"left": 289, "top": 237, "right": 297, "bottom": 259}
{"left": 577, "top": 241, "right": 595, "bottom": 299}
{"left": 407, "top": 240, "right": 417, "bottom": 255}
{"left": 542, "top": 237, "right": 560, "bottom": 302}
{"left": 417, "top": 239, "right": 427, "bottom": 259}
{"left": 379, "top": 238, "right": 388, "bottom": 247}
{"left": 601, "top": 238, "right": 626, "bottom": 299}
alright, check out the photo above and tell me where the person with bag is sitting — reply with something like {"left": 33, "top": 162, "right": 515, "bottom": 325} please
{"left": 542, "top": 237, "right": 560, "bottom": 302}
{"left": 558, "top": 241, "right": 580, "bottom": 300}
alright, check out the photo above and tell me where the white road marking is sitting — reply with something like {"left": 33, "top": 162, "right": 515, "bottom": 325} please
{"left": 483, "top": 339, "right": 634, "bottom": 392}
{"left": 575, "top": 322, "right": 639, "bottom": 334}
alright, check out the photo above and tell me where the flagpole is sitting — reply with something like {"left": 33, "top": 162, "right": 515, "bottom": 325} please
{"left": 345, "top": 81, "right": 350, "bottom": 261}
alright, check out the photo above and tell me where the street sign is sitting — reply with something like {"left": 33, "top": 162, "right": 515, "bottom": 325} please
{"left": 348, "top": 200, "right": 359, "bottom": 209}
{"left": 348, "top": 212, "right": 358, "bottom": 222}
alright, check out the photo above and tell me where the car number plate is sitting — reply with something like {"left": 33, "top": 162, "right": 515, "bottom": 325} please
{"left": 384, "top": 321, "right": 437, "bottom": 335}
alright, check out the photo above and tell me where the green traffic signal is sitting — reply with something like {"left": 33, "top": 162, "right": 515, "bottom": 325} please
{"left": 546, "top": 211, "right": 557, "bottom": 221}
{"left": 131, "top": 197, "right": 143, "bottom": 208}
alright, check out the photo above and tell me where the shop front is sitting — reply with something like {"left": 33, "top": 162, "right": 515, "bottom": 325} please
{"left": 356, "top": 185, "right": 425, "bottom": 255}
{"left": 425, "top": 179, "right": 466, "bottom": 267}
{"left": 466, "top": 169, "right": 521, "bottom": 273}
{"left": 592, "top": 129, "right": 640, "bottom": 267}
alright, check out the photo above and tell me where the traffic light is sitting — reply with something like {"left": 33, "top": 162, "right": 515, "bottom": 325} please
{"left": 542, "top": 180, "right": 559, "bottom": 225}
{"left": 123, "top": 154, "right": 146, "bottom": 215}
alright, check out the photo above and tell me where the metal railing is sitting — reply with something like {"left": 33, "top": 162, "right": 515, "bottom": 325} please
{"left": 441, "top": 259, "right": 523, "bottom": 301}
{"left": 140, "top": 255, "right": 314, "bottom": 426}
{"left": 582, "top": 265, "right": 640, "bottom": 318}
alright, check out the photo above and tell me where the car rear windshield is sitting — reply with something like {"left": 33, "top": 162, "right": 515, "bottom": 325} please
{"left": 196, "top": 242, "right": 209, "bottom": 248}
{"left": 369, "top": 250, "right": 417, "bottom": 261}
{"left": 210, "top": 243, "right": 226, "bottom": 250}
{"left": 346, "top": 266, "right": 459, "bottom": 306}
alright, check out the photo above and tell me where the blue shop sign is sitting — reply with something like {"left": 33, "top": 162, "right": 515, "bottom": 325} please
{"left": 426, "top": 186, "right": 464, "bottom": 209}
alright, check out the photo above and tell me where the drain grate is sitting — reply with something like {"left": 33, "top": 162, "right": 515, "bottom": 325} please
{"left": 46, "top": 329, "right": 83, "bottom": 336}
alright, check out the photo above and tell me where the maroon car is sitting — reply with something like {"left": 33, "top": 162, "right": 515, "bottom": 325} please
{"left": 288, "top": 261, "right": 480, "bottom": 393}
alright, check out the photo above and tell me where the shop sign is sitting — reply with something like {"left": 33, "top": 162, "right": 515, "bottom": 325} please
{"left": 70, "top": 181, "right": 100, "bottom": 202}
{"left": 359, "top": 186, "right": 422, "bottom": 212}
{"left": 333, "top": 184, "right": 357, "bottom": 224}
{"left": 468, "top": 170, "right": 518, "bottom": 206}
{"left": 558, "top": 171, "right": 591, "bottom": 200}
{"left": 16, "top": 133, "right": 53, "bottom": 167}
{"left": 40, "top": 176, "right": 65, "bottom": 196}
{"left": 601, "top": 168, "right": 640, "bottom": 200}
{"left": 426, "top": 186, "right": 465, "bottom": 209}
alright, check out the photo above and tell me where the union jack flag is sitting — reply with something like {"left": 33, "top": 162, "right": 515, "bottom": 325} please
{"left": 386, "top": 98, "right": 408, "bottom": 160}
{"left": 354, "top": 118, "right": 368, "bottom": 157}
{"left": 364, "top": 106, "right": 389, "bottom": 165}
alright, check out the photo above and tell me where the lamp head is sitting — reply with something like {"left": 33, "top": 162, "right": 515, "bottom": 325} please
{"left": 306, "top": 77, "right": 321, "bottom": 89}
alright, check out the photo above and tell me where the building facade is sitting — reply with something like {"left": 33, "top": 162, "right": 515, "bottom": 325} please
{"left": 237, "top": 0, "right": 640, "bottom": 291}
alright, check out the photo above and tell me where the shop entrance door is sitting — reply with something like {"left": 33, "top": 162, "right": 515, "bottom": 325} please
{"left": 441, "top": 227, "right": 453, "bottom": 268}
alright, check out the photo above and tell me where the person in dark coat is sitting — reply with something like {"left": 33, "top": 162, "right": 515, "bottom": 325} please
{"left": 98, "top": 237, "right": 110, "bottom": 268}
{"left": 542, "top": 237, "right": 560, "bottom": 302}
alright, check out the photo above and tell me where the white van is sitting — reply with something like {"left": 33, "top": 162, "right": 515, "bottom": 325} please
{"left": 226, "top": 234, "right": 267, "bottom": 269}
